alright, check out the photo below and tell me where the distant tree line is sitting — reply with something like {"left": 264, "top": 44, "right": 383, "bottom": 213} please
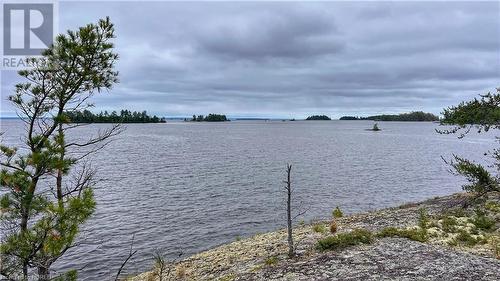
{"left": 65, "top": 109, "right": 166, "bottom": 123}
{"left": 188, "top": 114, "right": 229, "bottom": 122}
{"left": 340, "top": 111, "right": 439, "bottom": 121}
{"left": 306, "top": 115, "right": 331, "bottom": 120}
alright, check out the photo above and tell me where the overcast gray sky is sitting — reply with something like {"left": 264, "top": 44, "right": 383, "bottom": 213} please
{"left": 1, "top": 1, "right": 499, "bottom": 118}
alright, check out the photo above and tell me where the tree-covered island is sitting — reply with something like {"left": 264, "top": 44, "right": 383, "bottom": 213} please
{"left": 305, "top": 115, "right": 331, "bottom": 120}
{"left": 65, "top": 109, "right": 166, "bottom": 123}
{"left": 340, "top": 111, "right": 439, "bottom": 121}
{"left": 188, "top": 114, "right": 229, "bottom": 122}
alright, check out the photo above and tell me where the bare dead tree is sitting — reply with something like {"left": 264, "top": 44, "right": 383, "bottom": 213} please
{"left": 282, "top": 164, "right": 309, "bottom": 258}
{"left": 152, "top": 250, "right": 183, "bottom": 281}
{"left": 284, "top": 164, "right": 294, "bottom": 258}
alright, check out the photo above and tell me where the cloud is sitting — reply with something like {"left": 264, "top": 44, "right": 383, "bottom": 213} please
{"left": 193, "top": 7, "right": 344, "bottom": 60}
{"left": 1, "top": 1, "right": 498, "bottom": 118}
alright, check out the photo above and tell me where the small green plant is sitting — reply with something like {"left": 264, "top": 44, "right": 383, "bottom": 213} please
{"left": 418, "top": 209, "right": 429, "bottom": 232}
{"left": 377, "top": 227, "right": 428, "bottom": 242}
{"left": 441, "top": 216, "right": 458, "bottom": 233}
{"left": 444, "top": 208, "right": 468, "bottom": 218}
{"left": 490, "top": 236, "right": 500, "bottom": 259}
{"left": 372, "top": 123, "right": 381, "bottom": 131}
{"left": 455, "top": 230, "right": 484, "bottom": 246}
{"left": 312, "top": 224, "right": 327, "bottom": 234}
{"left": 316, "top": 229, "right": 373, "bottom": 251}
{"left": 472, "top": 210, "right": 496, "bottom": 232}
{"left": 235, "top": 235, "right": 242, "bottom": 242}
{"left": 485, "top": 201, "right": 500, "bottom": 213}
{"left": 447, "top": 238, "right": 458, "bottom": 246}
{"left": 264, "top": 256, "right": 279, "bottom": 266}
{"left": 332, "top": 206, "right": 343, "bottom": 218}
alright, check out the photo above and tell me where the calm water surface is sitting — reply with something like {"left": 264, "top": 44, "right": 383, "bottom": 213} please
{"left": 0, "top": 119, "right": 496, "bottom": 280}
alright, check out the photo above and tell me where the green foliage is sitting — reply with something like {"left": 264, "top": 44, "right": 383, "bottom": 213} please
{"left": 485, "top": 201, "right": 500, "bottom": 213}
{"left": 441, "top": 89, "right": 500, "bottom": 133}
{"left": 316, "top": 229, "right": 373, "bottom": 251}
{"left": 65, "top": 109, "right": 165, "bottom": 123}
{"left": 438, "top": 89, "right": 500, "bottom": 201}
{"left": 332, "top": 206, "right": 343, "bottom": 218}
{"left": 372, "top": 123, "right": 381, "bottom": 131}
{"left": 312, "top": 224, "right": 327, "bottom": 234}
{"left": 455, "top": 230, "right": 485, "bottom": 246}
{"left": 51, "top": 270, "right": 78, "bottom": 281}
{"left": 441, "top": 216, "right": 458, "bottom": 233}
{"left": 418, "top": 209, "right": 429, "bottom": 230}
{"left": 0, "top": 17, "right": 118, "bottom": 280}
{"left": 377, "top": 227, "right": 428, "bottom": 242}
{"left": 472, "top": 210, "right": 496, "bottom": 232}
{"left": 447, "top": 155, "right": 499, "bottom": 194}
{"left": 306, "top": 115, "right": 331, "bottom": 120}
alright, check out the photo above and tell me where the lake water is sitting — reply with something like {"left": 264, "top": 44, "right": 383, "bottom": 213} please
{"left": 0, "top": 119, "right": 497, "bottom": 280}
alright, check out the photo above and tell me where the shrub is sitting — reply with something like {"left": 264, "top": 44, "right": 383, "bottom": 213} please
{"left": 455, "top": 230, "right": 484, "bottom": 246}
{"left": 316, "top": 229, "right": 373, "bottom": 251}
{"left": 441, "top": 216, "right": 458, "bottom": 233}
{"left": 377, "top": 227, "right": 428, "bottom": 242}
{"left": 472, "top": 210, "right": 496, "bottom": 231}
{"left": 312, "top": 224, "right": 327, "bottom": 234}
{"left": 332, "top": 206, "right": 343, "bottom": 218}
{"left": 418, "top": 209, "right": 429, "bottom": 230}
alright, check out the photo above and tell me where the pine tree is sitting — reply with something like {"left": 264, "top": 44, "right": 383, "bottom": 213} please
{"left": 438, "top": 88, "right": 500, "bottom": 202}
{"left": 0, "top": 17, "right": 120, "bottom": 280}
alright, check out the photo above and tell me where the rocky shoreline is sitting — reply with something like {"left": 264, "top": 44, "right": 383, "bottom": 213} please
{"left": 131, "top": 192, "right": 500, "bottom": 281}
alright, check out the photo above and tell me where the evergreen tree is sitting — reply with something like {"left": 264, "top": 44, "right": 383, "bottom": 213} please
{"left": 438, "top": 88, "right": 500, "bottom": 202}
{"left": 0, "top": 17, "right": 120, "bottom": 280}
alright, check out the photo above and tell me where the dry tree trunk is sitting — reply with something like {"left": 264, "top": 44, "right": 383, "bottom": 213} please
{"left": 284, "top": 164, "right": 294, "bottom": 258}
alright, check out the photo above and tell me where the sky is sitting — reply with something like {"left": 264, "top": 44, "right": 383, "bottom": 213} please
{"left": 1, "top": 1, "right": 499, "bottom": 119}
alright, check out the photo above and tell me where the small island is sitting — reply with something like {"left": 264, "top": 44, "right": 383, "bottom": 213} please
{"left": 65, "top": 109, "right": 166, "bottom": 123}
{"left": 366, "top": 123, "right": 381, "bottom": 131}
{"left": 340, "top": 111, "right": 439, "bottom": 121}
{"left": 306, "top": 115, "right": 331, "bottom": 120}
{"left": 188, "top": 114, "right": 229, "bottom": 122}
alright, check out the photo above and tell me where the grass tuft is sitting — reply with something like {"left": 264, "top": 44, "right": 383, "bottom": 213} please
{"left": 312, "top": 224, "right": 327, "bottom": 234}
{"left": 264, "top": 256, "right": 279, "bottom": 266}
{"left": 455, "top": 230, "right": 485, "bottom": 246}
{"left": 441, "top": 216, "right": 458, "bottom": 233}
{"left": 316, "top": 228, "right": 373, "bottom": 251}
{"left": 377, "top": 226, "right": 428, "bottom": 242}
